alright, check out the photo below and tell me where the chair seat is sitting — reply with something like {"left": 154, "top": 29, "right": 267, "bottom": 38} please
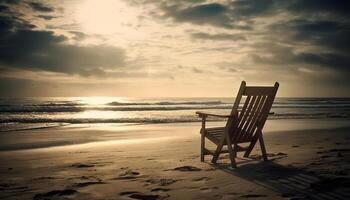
{"left": 204, "top": 127, "right": 252, "bottom": 144}
{"left": 203, "top": 127, "right": 225, "bottom": 145}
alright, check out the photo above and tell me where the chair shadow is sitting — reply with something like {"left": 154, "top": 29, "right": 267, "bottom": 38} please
{"left": 208, "top": 157, "right": 350, "bottom": 200}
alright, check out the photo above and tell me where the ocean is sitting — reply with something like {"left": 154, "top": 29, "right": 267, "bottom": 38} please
{"left": 1, "top": 97, "right": 350, "bottom": 131}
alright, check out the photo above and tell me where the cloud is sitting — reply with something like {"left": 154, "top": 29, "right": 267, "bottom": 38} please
{"left": 274, "top": 19, "right": 350, "bottom": 53}
{"left": 69, "top": 31, "right": 88, "bottom": 41}
{"left": 28, "top": 1, "right": 54, "bottom": 12}
{"left": 37, "top": 15, "right": 59, "bottom": 20}
{"left": 190, "top": 32, "right": 246, "bottom": 41}
{"left": 0, "top": 15, "right": 126, "bottom": 76}
{"left": 0, "top": 4, "right": 9, "bottom": 11}
{"left": 251, "top": 42, "right": 350, "bottom": 73}
{"left": 163, "top": 3, "right": 231, "bottom": 28}
{"left": 115, "top": 0, "right": 350, "bottom": 81}
{"left": 148, "top": 0, "right": 285, "bottom": 30}
{"left": 288, "top": 0, "right": 350, "bottom": 16}
{"left": 296, "top": 53, "right": 350, "bottom": 72}
{"left": 0, "top": 0, "right": 20, "bottom": 5}
{"left": 215, "top": 62, "right": 238, "bottom": 73}
{"left": 230, "top": 0, "right": 279, "bottom": 19}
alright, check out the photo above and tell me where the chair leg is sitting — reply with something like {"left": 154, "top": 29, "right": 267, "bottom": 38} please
{"left": 259, "top": 134, "right": 268, "bottom": 161}
{"left": 243, "top": 138, "right": 257, "bottom": 158}
{"left": 211, "top": 134, "right": 226, "bottom": 163}
{"left": 225, "top": 133, "right": 237, "bottom": 168}
{"left": 244, "top": 129, "right": 264, "bottom": 158}
{"left": 227, "top": 143, "right": 237, "bottom": 168}
{"left": 211, "top": 142, "right": 223, "bottom": 163}
{"left": 200, "top": 132, "right": 205, "bottom": 162}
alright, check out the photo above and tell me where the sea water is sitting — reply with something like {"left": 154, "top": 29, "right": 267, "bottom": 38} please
{"left": 1, "top": 97, "right": 350, "bottom": 131}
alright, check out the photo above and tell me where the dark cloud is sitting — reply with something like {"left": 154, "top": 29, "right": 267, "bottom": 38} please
{"left": 0, "top": 15, "right": 126, "bottom": 76}
{"left": 251, "top": 43, "right": 350, "bottom": 73}
{"left": 37, "top": 15, "right": 58, "bottom": 20}
{"left": 0, "top": 0, "right": 20, "bottom": 5}
{"left": 28, "top": 1, "right": 54, "bottom": 12}
{"left": 163, "top": 3, "right": 233, "bottom": 28}
{"left": 288, "top": 0, "right": 350, "bottom": 16}
{"left": 296, "top": 53, "right": 350, "bottom": 72}
{"left": 0, "top": 15, "right": 36, "bottom": 35}
{"left": 273, "top": 19, "right": 350, "bottom": 52}
{"left": 230, "top": 0, "right": 280, "bottom": 19}
{"left": 154, "top": 1, "right": 282, "bottom": 29}
{"left": 190, "top": 32, "right": 246, "bottom": 41}
{"left": 0, "top": 4, "right": 9, "bottom": 11}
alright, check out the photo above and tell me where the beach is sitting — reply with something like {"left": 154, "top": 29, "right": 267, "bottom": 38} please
{"left": 1, "top": 0, "right": 350, "bottom": 199}
{"left": 1, "top": 119, "right": 350, "bottom": 200}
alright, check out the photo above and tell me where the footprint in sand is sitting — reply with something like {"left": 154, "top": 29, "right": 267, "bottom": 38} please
{"left": 0, "top": 183, "right": 28, "bottom": 192}
{"left": 145, "top": 178, "right": 178, "bottom": 186}
{"left": 115, "top": 168, "right": 141, "bottom": 180}
{"left": 33, "top": 189, "right": 77, "bottom": 200}
{"left": 34, "top": 176, "right": 58, "bottom": 180}
{"left": 199, "top": 186, "right": 218, "bottom": 192}
{"left": 193, "top": 177, "right": 211, "bottom": 182}
{"left": 72, "top": 176, "right": 105, "bottom": 188}
{"left": 170, "top": 165, "right": 201, "bottom": 172}
{"left": 318, "top": 148, "right": 350, "bottom": 154}
{"left": 119, "top": 191, "right": 139, "bottom": 196}
{"left": 71, "top": 163, "right": 94, "bottom": 168}
{"left": 119, "top": 191, "right": 163, "bottom": 200}
{"left": 150, "top": 188, "right": 171, "bottom": 192}
{"left": 250, "top": 152, "right": 287, "bottom": 160}
{"left": 240, "top": 194, "right": 267, "bottom": 198}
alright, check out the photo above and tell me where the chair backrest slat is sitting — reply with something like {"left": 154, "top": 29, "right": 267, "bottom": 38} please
{"left": 225, "top": 82, "right": 246, "bottom": 134}
{"left": 237, "top": 95, "right": 256, "bottom": 132}
{"left": 239, "top": 95, "right": 264, "bottom": 142}
{"left": 243, "top": 95, "right": 268, "bottom": 141}
{"left": 226, "top": 81, "right": 279, "bottom": 143}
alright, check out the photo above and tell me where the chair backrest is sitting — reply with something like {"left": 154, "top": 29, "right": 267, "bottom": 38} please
{"left": 226, "top": 81, "right": 279, "bottom": 143}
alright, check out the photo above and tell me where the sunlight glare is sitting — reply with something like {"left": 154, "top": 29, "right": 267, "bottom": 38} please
{"left": 76, "top": 0, "right": 128, "bottom": 34}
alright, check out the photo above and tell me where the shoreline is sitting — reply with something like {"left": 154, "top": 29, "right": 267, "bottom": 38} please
{"left": 1, "top": 118, "right": 350, "bottom": 152}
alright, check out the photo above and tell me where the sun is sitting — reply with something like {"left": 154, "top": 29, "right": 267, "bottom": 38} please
{"left": 76, "top": 0, "right": 125, "bottom": 34}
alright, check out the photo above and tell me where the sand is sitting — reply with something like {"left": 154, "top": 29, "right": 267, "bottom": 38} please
{"left": 1, "top": 119, "right": 350, "bottom": 200}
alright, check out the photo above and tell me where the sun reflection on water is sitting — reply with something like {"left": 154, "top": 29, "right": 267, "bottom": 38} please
{"left": 78, "top": 97, "right": 130, "bottom": 105}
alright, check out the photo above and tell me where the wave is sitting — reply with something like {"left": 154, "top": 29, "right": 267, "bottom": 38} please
{"left": 0, "top": 105, "right": 232, "bottom": 113}
{"left": 1, "top": 112, "right": 349, "bottom": 124}
{"left": 0, "top": 106, "right": 84, "bottom": 113}
{"left": 107, "top": 100, "right": 224, "bottom": 106}
{"left": 1, "top": 104, "right": 350, "bottom": 113}
{"left": 0, "top": 105, "right": 350, "bottom": 113}
{"left": 0, "top": 122, "right": 69, "bottom": 132}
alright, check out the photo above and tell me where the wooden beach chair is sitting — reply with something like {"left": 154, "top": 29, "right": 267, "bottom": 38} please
{"left": 196, "top": 81, "right": 279, "bottom": 168}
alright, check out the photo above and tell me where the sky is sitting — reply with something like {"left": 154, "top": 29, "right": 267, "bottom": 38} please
{"left": 0, "top": 0, "right": 349, "bottom": 97}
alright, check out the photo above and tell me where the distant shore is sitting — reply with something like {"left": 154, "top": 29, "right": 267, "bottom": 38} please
{"left": 1, "top": 119, "right": 350, "bottom": 199}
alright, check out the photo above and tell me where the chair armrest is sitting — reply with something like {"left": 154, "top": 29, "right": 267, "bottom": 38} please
{"left": 236, "top": 109, "right": 274, "bottom": 115}
{"left": 195, "top": 111, "right": 235, "bottom": 118}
